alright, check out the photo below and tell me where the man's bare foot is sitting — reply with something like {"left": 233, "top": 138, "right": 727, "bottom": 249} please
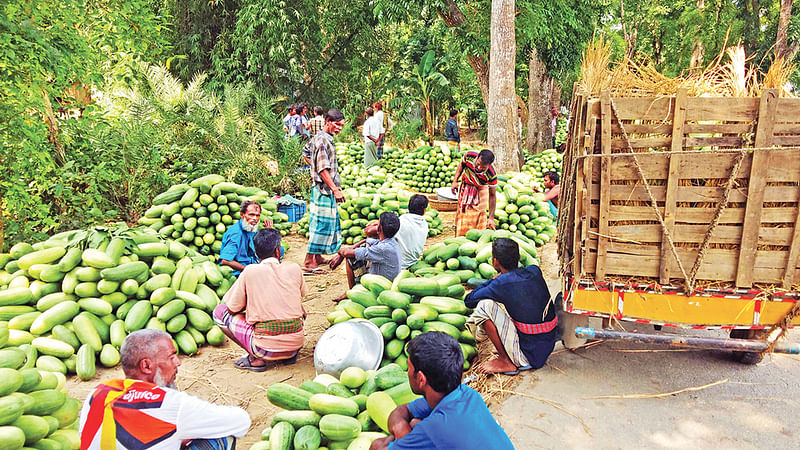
{"left": 315, "top": 255, "right": 332, "bottom": 265}
{"left": 479, "top": 358, "right": 518, "bottom": 375}
{"left": 332, "top": 293, "right": 347, "bottom": 303}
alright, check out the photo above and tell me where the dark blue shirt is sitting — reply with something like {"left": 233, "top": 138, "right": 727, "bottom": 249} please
{"left": 389, "top": 384, "right": 514, "bottom": 450}
{"left": 445, "top": 118, "right": 460, "bottom": 143}
{"left": 219, "top": 220, "right": 258, "bottom": 276}
{"left": 465, "top": 265, "right": 556, "bottom": 369}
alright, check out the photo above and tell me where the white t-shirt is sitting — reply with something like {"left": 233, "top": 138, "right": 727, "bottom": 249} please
{"left": 363, "top": 115, "right": 382, "bottom": 141}
{"left": 374, "top": 110, "right": 386, "bottom": 134}
{"left": 395, "top": 214, "right": 429, "bottom": 269}
{"left": 79, "top": 379, "right": 251, "bottom": 449}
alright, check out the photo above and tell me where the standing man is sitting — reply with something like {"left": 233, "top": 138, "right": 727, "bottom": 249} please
{"left": 373, "top": 101, "right": 386, "bottom": 159}
{"left": 214, "top": 229, "right": 306, "bottom": 371}
{"left": 550, "top": 107, "right": 559, "bottom": 149}
{"left": 450, "top": 149, "right": 498, "bottom": 236}
{"left": 395, "top": 194, "right": 429, "bottom": 270}
{"left": 297, "top": 104, "right": 311, "bottom": 140}
{"left": 445, "top": 109, "right": 460, "bottom": 150}
{"left": 308, "top": 106, "right": 325, "bottom": 138}
{"left": 369, "top": 332, "right": 514, "bottom": 450}
{"left": 464, "top": 238, "right": 557, "bottom": 375}
{"left": 219, "top": 201, "right": 272, "bottom": 276}
{"left": 283, "top": 105, "right": 295, "bottom": 138}
{"left": 303, "top": 109, "right": 347, "bottom": 274}
{"left": 542, "top": 171, "right": 560, "bottom": 221}
{"left": 79, "top": 330, "right": 251, "bottom": 450}
{"left": 363, "top": 107, "right": 381, "bottom": 168}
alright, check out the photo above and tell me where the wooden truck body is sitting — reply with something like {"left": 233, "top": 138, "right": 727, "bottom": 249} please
{"left": 558, "top": 88, "right": 800, "bottom": 347}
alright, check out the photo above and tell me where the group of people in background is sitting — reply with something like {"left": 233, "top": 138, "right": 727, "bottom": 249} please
{"left": 283, "top": 103, "right": 326, "bottom": 140}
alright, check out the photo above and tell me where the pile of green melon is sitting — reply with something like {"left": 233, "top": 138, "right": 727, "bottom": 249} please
{"left": 0, "top": 322, "right": 82, "bottom": 450}
{"left": 392, "top": 145, "right": 462, "bottom": 193}
{"left": 259, "top": 363, "right": 418, "bottom": 450}
{"left": 0, "top": 225, "right": 230, "bottom": 381}
{"left": 139, "top": 175, "right": 292, "bottom": 260}
{"left": 297, "top": 184, "right": 443, "bottom": 245}
{"left": 328, "top": 272, "right": 477, "bottom": 371}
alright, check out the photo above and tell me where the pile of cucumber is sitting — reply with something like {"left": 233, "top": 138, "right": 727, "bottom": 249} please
{"left": 328, "top": 273, "right": 477, "bottom": 370}
{"left": 297, "top": 184, "right": 443, "bottom": 245}
{"left": 409, "top": 229, "right": 541, "bottom": 288}
{"left": 139, "top": 174, "right": 293, "bottom": 260}
{"left": 0, "top": 224, "right": 232, "bottom": 381}
{"left": 259, "top": 363, "right": 418, "bottom": 450}
{"left": 494, "top": 172, "right": 557, "bottom": 245}
{"left": 0, "top": 322, "right": 82, "bottom": 450}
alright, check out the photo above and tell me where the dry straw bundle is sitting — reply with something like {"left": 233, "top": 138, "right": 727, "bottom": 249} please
{"left": 579, "top": 36, "right": 796, "bottom": 98}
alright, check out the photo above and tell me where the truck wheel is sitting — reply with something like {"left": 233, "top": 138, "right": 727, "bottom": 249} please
{"left": 729, "top": 329, "right": 766, "bottom": 365}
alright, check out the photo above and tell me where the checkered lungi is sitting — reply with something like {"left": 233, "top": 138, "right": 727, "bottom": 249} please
{"left": 377, "top": 135, "right": 385, "bottom": 159}
{"left": 307, "top": 185, "right": 342, "bottom": 255}
{"left": 212, "top": 304, "right": 299, "bottom": 360}
{"left": 455, "top": 184, "right": 489, "bottom": 236}
{"left": 466, "top": 300, "right": 530, "bottom": 367}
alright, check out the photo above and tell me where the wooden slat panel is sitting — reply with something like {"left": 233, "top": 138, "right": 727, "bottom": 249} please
{"left": 684, "top": 123, "right": 755, "bottom": 134}
{"left": 784, "top": 186, "right": 800, "bottom": 288}
{"left": 599, "top": 205, "right": 799, "bottom": 224}
{"left": 773, "top": 123, "right": 800, "bottom": 134}
{"left": 610, "top": 123, "right": 673, "bottom": 135}
{"left": 684, "top": 136, "right": 747, "bottom": 147}
{"left": 686, "top": 97, "right": 760, "bottom": 122}
{"left": 610, "top": 97, "right": 674, "bottom": 120}
{"left": 737, "top": 90, "right": 779, "bottom": 287}
{"left": 601, "top": 248, "right": 792, "bottom": 283}
{"left": 772, "top": 136, "right": 800, "bottom": 146}
{"left": 598, "top": 149, "right": 800, "bottom": 182}
{"left": 661, "top": 88, "right": 687, "bottom": 283}
{"left": 596, "top": 91, "right": 613, "bottom": 279}
{"left": 590, "top": 184, "right": 800, "bottom": 203}
{"left": 605, "top": 224, "right": 792, "bottom": 246}
{"left": 776, "top": 98, "right": 800, "bottom": 119}
{"left": 610, "top": 137, "right": 672, "bottom": 150}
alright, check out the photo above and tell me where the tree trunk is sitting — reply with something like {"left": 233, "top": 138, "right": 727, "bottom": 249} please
{"left": 437, "top": 0, "right": 490, "bottom": 107}
{"left": 776, "top": 0, "right": 793, "bottom": 58}
{"left": 689, "top": 0, "right": 705, "bottom": 73}
{"left": 526, "top": 47, "right": 554, "bottom": 154}
{"left": 487, "top": 0, "right": 519, "bottom": 172}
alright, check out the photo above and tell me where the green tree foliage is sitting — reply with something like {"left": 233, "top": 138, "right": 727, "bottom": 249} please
{"left": 605, "top": 0, "right": 799, "bottom": 81}
{"left": 0, "top": 0, "right": 168, "bottom": 245}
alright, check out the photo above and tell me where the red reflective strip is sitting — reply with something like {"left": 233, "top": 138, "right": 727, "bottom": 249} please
{"left": 511, "top": 316, "right": 558, "bottom": 335}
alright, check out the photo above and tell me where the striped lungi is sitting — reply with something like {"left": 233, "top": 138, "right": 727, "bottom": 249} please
{"left": 213, "top": 304, "right": 300, "bottom": 360}
{"left": 377, "top": 135, "right": 385, "bottom": 159}
{"left": 455, "top": 184, "right": 489, "bottom": 236}
{"left": 307, "top": 185, "right": 342, "bottom": 255}
{"left": 466, "top": 300, "right": 530, "bottom": 367}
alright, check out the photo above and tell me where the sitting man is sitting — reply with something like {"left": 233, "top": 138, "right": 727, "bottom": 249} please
{"left": 213, "top": 228, "right": 307, "bottom": 371}
{"left": 464, "top": 238, "right": 557, "bottom": 375}
{"left": 395, "top": 194, "right": 429, "bottom": 270}
{"left": 541, "top": 170, "right": 560, "bottom": 222}
{"left": 369, "top": 332, "right": 514, "bottom": 450}
{"left": 331, "top": 212, "right": 401, "bottom": 298}
{"left": 79, "top": 329, "right": 250, "bottom": 449}
{"left": 219, "top": 200, "right": 273, "bottom": 276}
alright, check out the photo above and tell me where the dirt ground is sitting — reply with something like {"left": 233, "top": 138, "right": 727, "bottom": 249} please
{"left": 66, "top": 210, "right": 558, "bottom": 447}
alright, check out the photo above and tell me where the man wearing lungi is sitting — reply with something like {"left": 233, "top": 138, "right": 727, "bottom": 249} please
{"left": 302, "top": 109, "right": 346, "bottom": 274}
{"left": 464, "top": 238, "right": 557, "bottom": 375}
{"left": 214, "top": 228, "right": 307, "bottom": 371}
{"left": 450, "top": 149, "right": 498, "bottom": 236}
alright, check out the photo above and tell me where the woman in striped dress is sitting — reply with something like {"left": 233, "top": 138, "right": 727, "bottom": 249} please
{"left": 450, "top": 149, "right": 498, "bottom": 236}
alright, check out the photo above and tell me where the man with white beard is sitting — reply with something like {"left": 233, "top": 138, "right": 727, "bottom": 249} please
{"left": 79, "top": 330, "right": 250, "bottom": 449}
{"left": 220, "top": 200, "right": 271, "bottom": 276}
